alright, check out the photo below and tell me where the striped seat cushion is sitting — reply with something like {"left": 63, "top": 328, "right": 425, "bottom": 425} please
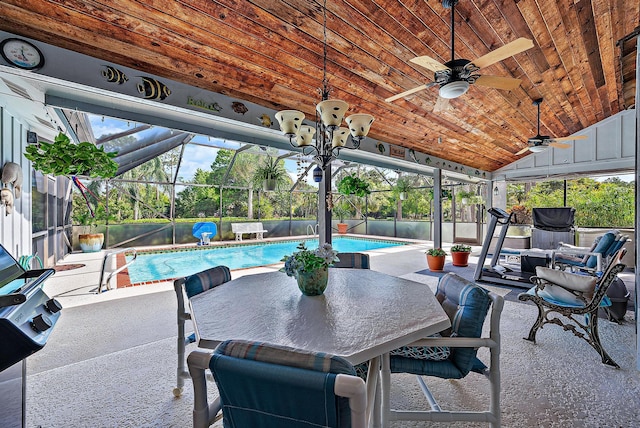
{"left": 216, "top": 340, "right": 356, "bottom": 376}
{"left": 184, "top": 265, "right": 231, "bottom": 298}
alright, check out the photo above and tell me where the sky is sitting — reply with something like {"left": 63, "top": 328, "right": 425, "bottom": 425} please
{"left": 89, "top": 115, "right": 317, "bottom": 185}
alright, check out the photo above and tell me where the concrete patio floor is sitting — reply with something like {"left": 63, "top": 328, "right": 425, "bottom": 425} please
{"left": 25, "top": 239, "right": 640, "bottom": 427}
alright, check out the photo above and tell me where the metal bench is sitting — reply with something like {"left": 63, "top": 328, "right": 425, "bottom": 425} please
{"left": 231, "top": 222, "right": 268, "bottom": 241}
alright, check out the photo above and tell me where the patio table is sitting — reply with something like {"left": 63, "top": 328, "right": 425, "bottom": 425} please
{"left": 189, "top": 268, "right": 450, "bottom": 427}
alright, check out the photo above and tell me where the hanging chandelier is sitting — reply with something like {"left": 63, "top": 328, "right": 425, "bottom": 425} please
{"left": 275, "top": 0, "right": 374, "bottom": 171}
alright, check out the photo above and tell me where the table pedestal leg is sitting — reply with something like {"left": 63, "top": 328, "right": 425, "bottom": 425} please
{"left": 381, "top": 353, "right": 391, "bottom": 426}
{"left": 365, "top": 356, "right": 381, "bottom": 428}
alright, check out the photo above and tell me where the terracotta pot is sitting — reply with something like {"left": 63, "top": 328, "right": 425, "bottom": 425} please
{"left": 451, "top": 251, "right": 470, "bottom": 267}
{"left": 79, "top": 233, "right": 104, "bottom": 252}
{"left": 426, "top": 254, "right": 445, "bottom": 272}
{"left": 337, "top": 223, "right": 348, "bottom": 234}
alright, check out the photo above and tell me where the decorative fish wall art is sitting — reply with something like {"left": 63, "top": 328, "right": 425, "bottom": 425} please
{"left": 258, "top": 113, "right": 272, "bottom": 128}
{"left": 231, "top": 101, "right": 248, "bottom": 115}
{"left": 137, "top": 76, "right": 171, "bottom": 100}
{"left": 101, "top": 66, "right": 128, "bottom": 84}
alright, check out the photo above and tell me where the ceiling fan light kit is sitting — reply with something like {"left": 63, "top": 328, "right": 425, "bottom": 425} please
{"left": 528, "top": 145, "right": 548, "bottom": 153}
{"left": 439, "top": 80, "right": 469, "bottom": 99}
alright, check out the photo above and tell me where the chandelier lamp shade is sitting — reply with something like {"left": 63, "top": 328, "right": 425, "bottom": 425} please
{"left": 274, "top": 0, "right": 374, "bottom": 170}
{"left": 275, "top": 103, "right": 374, "bottom": 170}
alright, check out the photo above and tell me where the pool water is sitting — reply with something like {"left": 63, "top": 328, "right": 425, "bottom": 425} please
{"left": 126, "top": 237, "right": 406, "bottom": 284}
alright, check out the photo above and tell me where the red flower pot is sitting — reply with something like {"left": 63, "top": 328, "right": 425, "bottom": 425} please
{"left": 337, "top": 223, "right": 348, "bottom": 234}
{"left": 451, "top": 251, "right": 470, "bottom": 267}
{"left": 426, "top": 254, "right": 445, "bottom": 272}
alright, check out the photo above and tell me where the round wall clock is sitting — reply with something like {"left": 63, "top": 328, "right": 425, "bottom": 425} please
{"left": 0, "top": 38, "right": 45, "bottom": 71}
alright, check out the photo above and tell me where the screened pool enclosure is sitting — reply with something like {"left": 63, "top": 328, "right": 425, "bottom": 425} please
{"left": 32, "top": 111, "right": 488, "bottom": 257}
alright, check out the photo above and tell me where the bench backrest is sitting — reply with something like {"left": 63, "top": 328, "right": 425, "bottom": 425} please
{"left": 232, "top": 222, "right": 264, "bottom": 233}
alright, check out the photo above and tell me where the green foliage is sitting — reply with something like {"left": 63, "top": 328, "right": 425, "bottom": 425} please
{"left": 25, "top": 132, "right": 118, "bottom": 178}
{"left": 395, "top": 177, "right": 412, "bottom": 194}
{"left": 426, "top": 248, "right": 446, "bottom": 256}
{"left": 253, "top": 157, "right": 288, "bottom": 183}
{"left": 280, "top": 243, "right": 339, "bottom": 276}
{"left": 332, "top": 201, "right": 352, "bottom": 222}
{"left": 450, "top": 244, "right": 471, "bottom": 252}
{"left": 337, "top": 174, "right": 371, "bottom": 197}
{"left": 518, "top": 178, "right": 634, "bottom": 227}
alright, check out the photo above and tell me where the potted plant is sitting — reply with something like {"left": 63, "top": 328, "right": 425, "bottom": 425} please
{"left": 254, "top": 156, "right": 287, "bottom": 191}
{"left": 450, "top": 243, "right": 472, "bottom": 267}
{"left": 456, "top": 189, "right": 484, "bottom": 205}
{"left": 395, "top": 177, "right": 411, "bottom": 200}
{"left": 337, "top": 174, "right": 371, "bottom": 197}
{"left": 280, "top": 242, "right": 339, "bottom": 296}
{"left": 332, "top": 201, "right": 351, "bottom": 234}
{"left": 426, "top": 248, "right": 447, "bottom": 272}
{"left": 25, "top": 132, "right": 118, "bottom": 252}
{"left": 24, "top": 132, "right": 118, "bottom": 178}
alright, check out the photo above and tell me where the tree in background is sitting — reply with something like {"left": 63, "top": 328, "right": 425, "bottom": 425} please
{"left": 508, "top": 178, "right": 634, "bottom": 228}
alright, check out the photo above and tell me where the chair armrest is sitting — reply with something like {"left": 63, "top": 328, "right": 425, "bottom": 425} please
{"left": 557, "top": 242, "right": 590, "bottom": 251}
{"left": 554, "top": 248, "right": 602, "bottom": 271}
{"left": 334, "top": 374, "right": 367, "bottom": 428}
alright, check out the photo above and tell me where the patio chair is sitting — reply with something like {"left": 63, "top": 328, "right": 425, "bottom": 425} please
{"left": 331, "top": 252, "right": 370, "bottom": 269}
{"left": 553, "top": 230, "right": 624, "bottom": 275}
{"left": 187, "top": 340, "right": 367, "bottom": 428}
{"left": 172, "top": 265, "right": 231, "bottom": 397}
{"left": 518, "top": 248, "right": 626, "bottom": 368}
{"left": 384, "top": 273, "right": 504, "bottom": 428}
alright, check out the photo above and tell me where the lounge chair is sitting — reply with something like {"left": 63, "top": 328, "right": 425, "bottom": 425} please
{"left": 554, "top": 230, "right": 627, "bottom": 275}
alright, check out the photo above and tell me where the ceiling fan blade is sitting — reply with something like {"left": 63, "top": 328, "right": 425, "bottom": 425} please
{"left": 548, "top": 142, "right": 571, "bottom": 149}
{"left": 515, "top": 147, "right": 530, "bottom": 155}
{"left": 385, "top": 82, "right": 437, "bottom": 103}
{"left": 433, "top": 97, "right": 452, "bottom": 112}
{"left": 471, "top": 38, "right": 534, "bottom": 69}
{"left": 474, "top": 74, "right": 522, "bottom": 90}
{"left": 410, "top": 55, "right": 450, "bottom": 72}
{"left": 548, "top": 135, "right": 588, "bottom": 142}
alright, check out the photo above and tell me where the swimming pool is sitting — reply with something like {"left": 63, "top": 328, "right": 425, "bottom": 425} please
{"left": 125, "top": 237, "right": 406, "bottom": 284}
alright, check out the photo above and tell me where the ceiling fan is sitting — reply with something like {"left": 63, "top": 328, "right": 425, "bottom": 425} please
{"left": 385, "top": 0, "right": 534, "bottom": 110}
{"left": 515, "top": 98, "right": 587, "bottom": 155}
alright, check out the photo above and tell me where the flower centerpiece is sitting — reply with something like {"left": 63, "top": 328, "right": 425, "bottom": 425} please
{"left": 425, "top": 248, "right": 447, "bottom": 272}
{"left": 280, "top": 242, "right": 339, "bottom": 296}
{"left": 450, "top": 244, "right": 472, "bottom": 267}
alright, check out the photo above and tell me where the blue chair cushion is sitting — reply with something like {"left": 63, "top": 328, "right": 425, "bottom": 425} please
{"left": 331, "top": 252, "right": 370, "bottom": 269}
{"left": 586, "top": 232, "right": 616, "bottom": 268}
{"left": 214, "top": 340, "right": 355, "bottom": 427}
{"left": 184, "top": 265, "right": 231, "bottom": 298}
{"left": 391, "top": 273, "right": 491, "bottom": 379}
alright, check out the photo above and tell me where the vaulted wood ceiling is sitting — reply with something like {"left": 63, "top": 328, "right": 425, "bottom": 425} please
{"left": 1, "top": 0, "right": 638, "bottom": 172}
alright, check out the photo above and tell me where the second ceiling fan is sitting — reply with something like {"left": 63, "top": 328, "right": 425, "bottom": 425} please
{"left": 515, "top": 98, "right": 587, "bottom": 155}
{"left": 385, "top": 0, "right": 533, "bottom": 110}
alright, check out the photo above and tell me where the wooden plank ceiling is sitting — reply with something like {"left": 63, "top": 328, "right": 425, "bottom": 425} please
{"left": 0, "top": 0, "right": 638, "bottom": 172}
